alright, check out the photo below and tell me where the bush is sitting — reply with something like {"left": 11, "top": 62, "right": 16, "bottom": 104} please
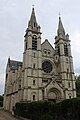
{"left": 14, "top": 98, "right": 80, "bottom": 120}
{"left": 0, "top": 101, "right": 3, "bottom": 107}
{"left": 40, "top": 114, "right": 53, "bottom": 120}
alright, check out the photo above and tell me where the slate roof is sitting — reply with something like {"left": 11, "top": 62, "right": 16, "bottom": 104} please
{"left": 8, "top": 60, "right": 22, "bottom": 70}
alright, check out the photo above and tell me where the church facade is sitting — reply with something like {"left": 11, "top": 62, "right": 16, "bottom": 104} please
{"left": 4, "top": 8, "right": 76, "bottom": 112}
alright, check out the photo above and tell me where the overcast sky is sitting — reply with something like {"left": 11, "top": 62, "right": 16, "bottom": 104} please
{"left": 0, "top": 0, "right": 80, "bottom": 95}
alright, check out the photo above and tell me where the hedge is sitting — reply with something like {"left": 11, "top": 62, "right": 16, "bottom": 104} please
{"left": 13, "top": 98, "right": 80, "bottom": 120}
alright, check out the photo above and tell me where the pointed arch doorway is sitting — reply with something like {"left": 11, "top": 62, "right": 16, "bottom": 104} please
{"left": 47, "top": 88, "right": 61, "bottom": 103}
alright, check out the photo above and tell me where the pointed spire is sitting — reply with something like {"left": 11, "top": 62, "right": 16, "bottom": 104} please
{"left": 8, "top": 56, "right": 10, "bottom": 66}
{"left": 8, "top": 56, "right": 10, "bottom": 63}
{"left": 57, "top": 16, "right": 65, "bottom": 36}
{"left": 28, "top": 7, "right": 38, "bottom": 31}
{"left": 30, "top": 7, "right": 37, "bottom": 24}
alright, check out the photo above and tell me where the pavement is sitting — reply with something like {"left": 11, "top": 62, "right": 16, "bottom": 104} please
{"left": 0, "top": 107, "right": 22, "bottom": 120}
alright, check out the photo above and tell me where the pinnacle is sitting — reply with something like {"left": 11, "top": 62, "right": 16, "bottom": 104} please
{"left": 57, "top": 16, "right": 65, "bottom": 36}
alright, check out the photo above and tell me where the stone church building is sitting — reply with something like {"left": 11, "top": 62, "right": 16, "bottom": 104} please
{"left": 4, "top": 8, "right": 76, "bottom": 112}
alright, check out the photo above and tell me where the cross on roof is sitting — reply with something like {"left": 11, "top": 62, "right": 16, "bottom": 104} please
{"left": 59, "top": 12, "right": 61, "bottom": 17}
{"left": 32, "top": 5, "right": 34, "bottom": 8}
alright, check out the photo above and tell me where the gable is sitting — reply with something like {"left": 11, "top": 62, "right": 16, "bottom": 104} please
{"left": 41, "top": 39, "right": 55, "bottom": 56}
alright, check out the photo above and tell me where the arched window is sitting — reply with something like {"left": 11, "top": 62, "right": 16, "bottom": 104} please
{"left": 48, "top": 51, "right": 50, "bottom": 55}
{"left": 33, "top": 64, "right": 35, "bottom": 69}
{"left": 69, "top": 96, "right": 71, "bottom": 99}
{"left": 33, "top": 95, "right": 35, "bottom": 101}
{"left": 32, "top": 35, "right": 37, "bottom": 50}
{"left": 68, "top": 93, "right": 72, "bottom": 99}
{"left": 44, "top": 50, "right": 47, "bottom": 54}
{"left": 33, "top": 80, "right": 35, "bottom": 85}
{"left": 57, "top": 46, "right": 60, "bottom": 56}
{"left": 64, "top": 44, "right": 68, "bottom": 56}
{"left": 68, "top": 82, "right": 71, "bottom": 88}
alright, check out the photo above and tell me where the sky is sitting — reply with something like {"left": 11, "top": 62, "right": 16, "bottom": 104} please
{"left": 0, "top": 0, "right": 80, "bottom": 95}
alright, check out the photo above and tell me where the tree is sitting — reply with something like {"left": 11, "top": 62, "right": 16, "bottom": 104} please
{"left": 75, "top": 75, "right": 80, "bottom": 97}
{"left": 0, "top": 95, "right": 3, "bottom": 107}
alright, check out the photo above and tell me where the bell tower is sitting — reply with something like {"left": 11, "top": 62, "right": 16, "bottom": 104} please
{"left": 22, "top": 7, "right": 42, "bottom": 101}
{"left": 55, "top": 16, "right": 76, "bottom": 99}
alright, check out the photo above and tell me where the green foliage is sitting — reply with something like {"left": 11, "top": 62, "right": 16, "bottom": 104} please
{"left": 40, "top": 114, "right": 53, "bottom": 120}
{"left": 75, "top": 75, "right": 80, "bottom": 97}
{"left": 14, "top": 98, "right": 80, "bottom": 120}
{"left": 0, "top": 95, "right": 3, "bottom": 101}
{"left": 0, "top": 95, "right": 3, "bottom": 107}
